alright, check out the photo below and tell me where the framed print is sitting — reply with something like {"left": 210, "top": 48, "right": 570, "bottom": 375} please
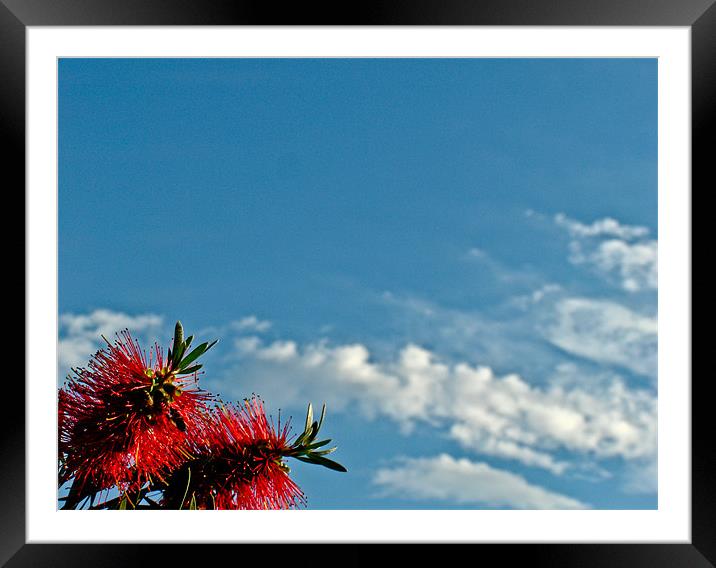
{"left": 5, "top": 0, "right": 709, "bottom": 565}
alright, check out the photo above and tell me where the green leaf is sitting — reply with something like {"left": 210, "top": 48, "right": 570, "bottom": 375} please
{"left": 189, "top": 494, "right": 197, "bottom": 510}
{"left": 172, "top": 322, "right": 188, "bottom": 368}
{"left": 306, "top": 454, "right": 347, "bottom": 472}
{"left": 174, "top": 321, "right": 184, "bottom": 348}
{"left": 294, "top": 454, "right": 347, "bottom": 472}
{"left": 293, "top": 423, "right": 318, "bottom": 449}
{"left": 178, "top": 364, "right": 202, "bottom": 375}
{"left": 184, "top": 335, "right": 194, "bottom": 350}
{"left": 317, "top": 403, "right": 326, "bottom": 432}
{"left": 307, "top": 421, "right": 319, "bottom": 443}
{"left": 292, "top": 430, "right": 309, "bottom": 448}
{"left": 303, "top": 439, "right": 331, "bottom": 450}
{"left": 305, "top": 403, "right": 313, "bottom": 434}
{"left": 179, "top": 343, "right": 210, "bottom": 369}
{"left": 118, "top": 497, "right": 127, "bottom": 510}
{"left": 311, "top": 446, "right": 337, "bottom": 456}
{"left": 174, "top": 344, "right": 187, "bottom": 368}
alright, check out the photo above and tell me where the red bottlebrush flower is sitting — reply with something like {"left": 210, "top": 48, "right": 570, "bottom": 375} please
{"left": 59, "top": 328, "right": 212, "bottom": 501}
{"left": 161, "top": 397, "right": 305, "bottom": 510}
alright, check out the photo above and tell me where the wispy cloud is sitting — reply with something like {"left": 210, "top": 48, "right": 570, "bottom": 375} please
{"left": 543, "top": 297, "right": 657, "bottom": 379}
{"left": 555, "top": 213, "right": 657, "bottom": 292}
{"left": 373, "top": 454, "right": 587, "bottom": 509}
{"left": 58, "top": 310, "right": 164, "bottom": 379}
{"left": 197, "top": 315, "right": 272, "bottom": 338}
{"left": 378, "top": 291, "right": 560, "bottom": 380}
{"left": 510, "top": 283, "right": 563, "bottom": 310}
{"left": 555, "top": 214, "right": 650, "bottom": 240}
{"left": 459, "top": 245, "right": 544, "bottom": 288}
{"left": 230, "top": 315, "right": 272, "bottom": 333}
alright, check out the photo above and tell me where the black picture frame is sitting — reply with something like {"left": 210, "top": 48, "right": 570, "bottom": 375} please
{"left": 5, "top": 1, "right": 708, "bottom": 565}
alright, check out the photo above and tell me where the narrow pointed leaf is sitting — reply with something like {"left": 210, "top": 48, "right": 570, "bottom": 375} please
{"left": 307, "top": 421, "right": 319, "bottom": 443}
{"left": 295, "top": 423, "right": 317, "bottom": 448}
{"left": 292, "top": 454, "right": 347, "bottom": 472}
{"left": 292, "top": 430, "right": 309, "bottom": 448}
{"left": 174, "top": 342, "right": 187, "bottom": 367}
{"left": 306, "top": 454, "right": 347, "bottom": 472}
{"left": 312, "top": 446, "right": 337, "bottom": 456}
{"left": 305, "top": 403, "right": 313, "bottom": 433}
{"left": 317, "top": 403, "right": 326, "bottom": 432}
{"left": 179, "top": 343, "right": 209, "bottom": 369}
{"left": 303, "top": 439, "right": 331, "bottom": 450}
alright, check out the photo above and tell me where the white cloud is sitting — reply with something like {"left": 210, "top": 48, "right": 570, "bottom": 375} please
{"left": 231, "top": 315, "right": 272, "bottom": 333}
{"left": 378, "top": 292, "right": 560, "bottom": 380}
{"left": 58, "top": 310, "right": 163, "bottom": 378}
{"left": 544, "top": 297, "right": 657, "bottom": 378}
{"left": 511, "top": 283, "right": 563, "bottom": 310}
{"left": 585, "top": 239, "right": 657, "bottom": 292}
{"left": 556, "top": 213, "right": 657, "bottom": 292}
{"left": 373, "top": 454, "right": 587, "bottom": 509}
{"left": 255, "top": 340, "right": 298, "bottom": 362}
{"left": 218, "top": 333, "right": 657, "bottom": 474}
{"left": 555, "top": 213, "right": 649, "bottom": 240}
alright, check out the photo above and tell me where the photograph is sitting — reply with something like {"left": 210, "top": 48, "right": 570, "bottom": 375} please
{"left": 57, "top": 57, "right": 658, "bottom": 511}
{"left": 6, "top": 5, "right": 706, "bottom": 561}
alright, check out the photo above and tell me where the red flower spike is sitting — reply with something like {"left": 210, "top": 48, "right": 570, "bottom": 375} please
{"left": 58, "top": 328, "right": 212, "bottom": 501}
{"left": 162, "top": 397, "right": 306, "bottom": 510}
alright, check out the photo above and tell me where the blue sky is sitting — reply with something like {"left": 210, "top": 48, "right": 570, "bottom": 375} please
{"left": 59, "top": 58, "right": 657, "bottom": 509}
